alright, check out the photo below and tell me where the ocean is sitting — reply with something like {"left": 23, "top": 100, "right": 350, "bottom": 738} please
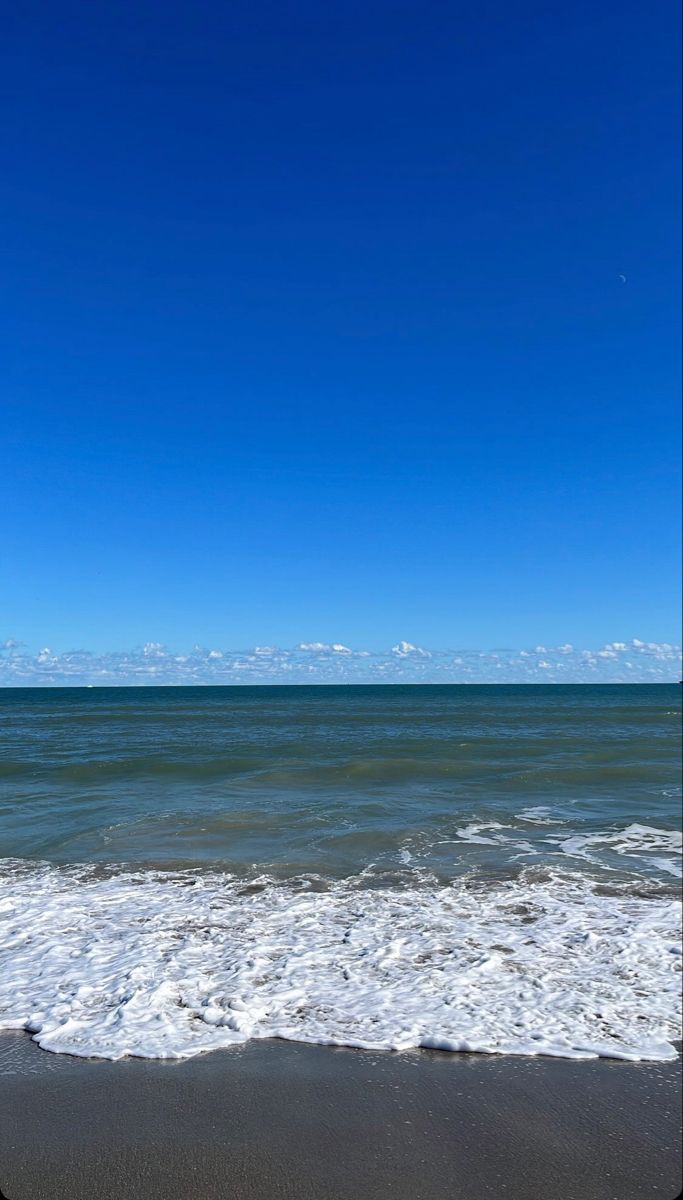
{"left": 0, "top": 684, "right": 680, "bottom": 1062}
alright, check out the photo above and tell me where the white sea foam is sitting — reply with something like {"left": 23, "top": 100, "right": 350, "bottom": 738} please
{"left": 447, "top": 819, "right": 683, "bottom": 878}
{"left": 516, "top": 806, "right": 566, "bottom": 825}
{"left": 453, "top": 822, "right": 512, "bottom": 845}
{"left": 0, "top": 863, "right": 680, "bottom": 1063}
{"left": 551, "top": 825, "right": 683, "bottom": 878}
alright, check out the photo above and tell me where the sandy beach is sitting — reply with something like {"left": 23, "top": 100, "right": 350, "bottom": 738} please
{"left": 0, "top": 1032, "right": 680, "bottom": 1200}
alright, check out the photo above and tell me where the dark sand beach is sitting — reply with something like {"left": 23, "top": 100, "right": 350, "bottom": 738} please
{"left": 0, "top": 1032, "right": 680, "bottom": 1200}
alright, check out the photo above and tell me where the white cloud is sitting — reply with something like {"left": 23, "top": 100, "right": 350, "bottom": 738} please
{"left": 293, "top": 641, "right": 359, "bottom": 657}
{"left": 0, "top": 637, "right": 680, "bottom": 686}
{"left": 391, "top": 641, "right": 431, "bottom": 658}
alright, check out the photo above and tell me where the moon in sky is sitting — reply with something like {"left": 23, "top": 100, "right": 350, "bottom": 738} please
{"left": 619, "top": 274, "right": 627, "bottom": 283}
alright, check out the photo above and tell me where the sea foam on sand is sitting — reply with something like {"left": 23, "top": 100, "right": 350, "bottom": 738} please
{"left": 0, "top": 862, "right": 680, "bottom": 1062}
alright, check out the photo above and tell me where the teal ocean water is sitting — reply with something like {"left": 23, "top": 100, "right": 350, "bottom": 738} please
{"left": 1, "top": 685, "right": 681, "bottom": 1062}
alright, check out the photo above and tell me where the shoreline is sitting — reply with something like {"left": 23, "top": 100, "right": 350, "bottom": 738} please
{"left": 0, "top": 1031, "right": 680, "bottom": 1200}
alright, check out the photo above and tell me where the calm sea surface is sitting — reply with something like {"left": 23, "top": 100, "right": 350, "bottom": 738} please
{"left": 1, "top": 685, "right": 680, "bottom": 1062}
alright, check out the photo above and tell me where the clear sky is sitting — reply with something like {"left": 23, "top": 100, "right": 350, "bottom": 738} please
{"left": 1, "top": 0, "right": 681, "bottom": 671}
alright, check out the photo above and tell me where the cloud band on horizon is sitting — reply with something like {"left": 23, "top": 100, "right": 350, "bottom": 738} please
{"left": 0, "top": 638, "right": 680, "bottom": 686}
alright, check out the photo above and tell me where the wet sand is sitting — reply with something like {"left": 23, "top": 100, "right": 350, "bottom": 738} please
{"left": 0, "top": 1032, "right": 680, "bottom": 1200}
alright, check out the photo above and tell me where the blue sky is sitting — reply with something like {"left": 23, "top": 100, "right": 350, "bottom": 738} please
{"left": 1, "top": 0, "right": 681, "bottom": 678}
